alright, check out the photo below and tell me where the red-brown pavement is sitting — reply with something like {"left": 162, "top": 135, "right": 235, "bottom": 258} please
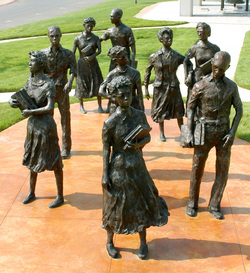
{"left": 0, "top": 99, "right": 249, "bottom": 272}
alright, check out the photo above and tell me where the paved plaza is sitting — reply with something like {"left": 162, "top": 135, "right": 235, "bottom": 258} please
{"left": 0, "top": 1, "right": 250, "bottom": 272}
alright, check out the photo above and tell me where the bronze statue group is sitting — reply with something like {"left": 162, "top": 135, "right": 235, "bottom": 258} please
{"left": 9, "top": 8, "right": 243, "bottom": 260}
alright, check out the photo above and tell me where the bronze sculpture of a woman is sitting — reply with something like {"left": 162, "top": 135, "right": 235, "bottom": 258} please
{"left": 9, "top": 51, "right": 64, "bottom": 208}
{"left": 102, "top": 76, "right": 169, "bottom": 259}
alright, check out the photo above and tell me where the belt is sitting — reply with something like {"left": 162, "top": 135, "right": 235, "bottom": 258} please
{"left": 199, "top": 117, "right": 229, "bottom": 125}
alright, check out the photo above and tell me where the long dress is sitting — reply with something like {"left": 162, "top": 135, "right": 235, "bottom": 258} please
{"left": 102, "top": 107, "right": 169, "bottom": 234}
{"left": 74, "top": 32, "right": 103, "bottom": 99}
{"left": 22, "top": 76, "right": 63, "bottom": 173}
{"left": 145, "top": 47, "right": 185, "bottom": 123}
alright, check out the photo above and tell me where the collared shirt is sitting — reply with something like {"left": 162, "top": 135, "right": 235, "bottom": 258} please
{"left": 100, "top": 23, "right": 135, "bottom": 59}
{"left": 144, "top": 47, "right": 184, "bottom": 88}
{"left": 100, "top": 65, "right": 144, "bottom": 111}
{"left": 189, "top": 74, "right": 242, "bottom": 122}
{"left": 41, "top": 44, "right": 77, "bottom": 88}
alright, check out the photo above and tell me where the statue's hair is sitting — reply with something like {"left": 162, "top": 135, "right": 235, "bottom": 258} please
{"left": 107, "top": 76, "right": 132, "bottom": 96}
{"left": 28, "top": 51, "right": 47, "bottom": 69}
{"left": 47, "top": 25, "right": 61, "bottom": 35}
{"left": 196, "top": 22, "right": 211, "bottom": 37}
{"left": 107, "top": 46, "right": 129, "bottom": 63}
{"left": 83, "top": 17, "right": 96, "bottom": 26}
{"left": 212, "top": 51, "right": 231, "bottom": 69}
{"left": 157, "top": 27, "right": 173, "bottom": 41}
{"left": 111, "top": 8, "right": 123, "bottom": 18}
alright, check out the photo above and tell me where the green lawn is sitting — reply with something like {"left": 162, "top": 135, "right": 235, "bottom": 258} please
{"left": 0, "top": 0, "right": 249, "bottom": 142}
{"left": 235, "top": 30, "right": 250, "bottom": 90}
{"left": 0, "top": 28, "right": 197, "bottom": 92}
{"left": 0, "top": 0, "right": 186, "bottom": 40}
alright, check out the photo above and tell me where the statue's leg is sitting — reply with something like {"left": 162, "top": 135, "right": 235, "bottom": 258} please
{"left": 79, "top": 98, "right": 87, "bottom": 114}
{"left": 97, "top": 95, "right": 104, "bottom": 113}
{"left": 208, "top": 144, "right": 231, "bottom": 219}
{"left": 48, "top": 164, "right": 64, "bottom": 209}
{"left": 186, "top": 145, "right": 210, "bottom": 217}
{"left": 58, "top": 92, "right": 71, "bottom": 159}
{"left": 177, "top": 117, "right": 184, "bottom": 131}
{"left": 23, "top": 170, "right": 37, "bottom": 204}
{"left": 138, "top": 229, "right": 148, "bottom": 259}
{"left": 159, "top": 121, "right": 166, "bottom": 142}
{"left": 106, "top": 227, "right": 118, "bottom": 258}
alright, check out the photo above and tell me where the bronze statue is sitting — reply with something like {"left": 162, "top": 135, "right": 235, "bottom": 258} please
{"left": 184, "top": 22, "right": 220, "bottom": 106}
{"left": 9, "top": 51, "right": 64, "bottom": 209}
{"left": 184, "top": 51, "right": 243, "bottom": 220}
{"left": 99, "top": 46, "right": 144, "bottom": 114}
{"left": 102, "top": 76, "right": 169, "bottom": 259}
{"left": 41, "top": 25, "right": 77, "bottom": 159}
{"left": 73, "top": 17, "right": 104, "bottom": 114}
{"left": 144, "top": 27, "right": 189, "bottom": 142}
{"left": 100, "top": 8, "right": 136, "bottom": 71}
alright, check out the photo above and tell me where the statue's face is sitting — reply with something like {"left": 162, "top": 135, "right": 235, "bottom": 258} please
{"left": 84, "top": 22, "right": 94, "bottom": 34}
{"left": 116, "top": 87, "right": 132, "bottom": 108}
{"left": 161, "top": 32, "right": 172, "bottom": 47}
{"left": 48, "top": 28, "right": 61, "bottom": 47}
{"left": 110, "top": 10, "right": 120, "bottom": 24}
{"left": 29, "top": 56, "right": 40, "bottom": 74}
{"left": 113, "top": 54, "right": 128, "bottom": 66}
{"left": 212, "top": 56, "right": 228, "bottom": 80}
{"left": 196, "top": 26, "right": 208, "bottom": 41}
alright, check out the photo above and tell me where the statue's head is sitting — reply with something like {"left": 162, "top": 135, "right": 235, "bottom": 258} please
{"left": 83, "top": 17, "right": 96, "bottom": 27}
{"left": 157, "top": 27, "right": 173, "bottom": 46}
{"left": 47, "top": 25, "right": 62, "bottom": 46}
{"left": 28, "top": 50, "right": 47, "bottom": 73}
{"left": 108, "top": 76, "right": 132, "bottom": 107}
{"left": 83, "top": 17, "right": 96, "bottom": 33}
{"left": 110, "top": 8, "right": 123, "bottom": 24}
{"left": 196, "top": 22, "right": 211, "bottom": 40}
{"left": 107, "top": 46, "right": 129, "bottom": 64}
{"left": 212, "top": 51, "right": 231, "bottom": 80}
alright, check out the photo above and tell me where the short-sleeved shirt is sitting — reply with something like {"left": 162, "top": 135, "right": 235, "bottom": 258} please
{"left": 41, "top": 44, "right": 77, "bottom": 88}
{"left": 188, "top": 75, "right": 242, "bottom": 122}
{"left": 100, "top": 23, "right": 135, "bottom": 59}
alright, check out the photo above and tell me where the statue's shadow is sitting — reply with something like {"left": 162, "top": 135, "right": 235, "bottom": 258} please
{"left": 117, "top": 238, "right": 250, "bottom": 261}
{"left": 64, "top": 192, "right": 102, "bottom": 210}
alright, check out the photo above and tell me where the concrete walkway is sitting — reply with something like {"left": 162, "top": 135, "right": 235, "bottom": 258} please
{"left": 136, "top": 0, "right": 250, "bottom": 102}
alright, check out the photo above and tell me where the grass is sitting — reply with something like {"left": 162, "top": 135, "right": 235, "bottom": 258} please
{"left": 0, "top": 0, "right": 186, "bottom": 40}
{"left": 0, "top": 28, "right": 197, "bottom": 92}
{"left": 234, "top": 30, "right": 250, "bottom": 90}
{"left": 0, "top": 0, "right": 249, "bottom": 142}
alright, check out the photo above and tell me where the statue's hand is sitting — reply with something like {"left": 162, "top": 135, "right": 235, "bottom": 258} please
{"left": 222, "top": 133, "right": 234, "bottom": 148}
{"left": 102, "top": 175, "right": 112, "bottom": 190}
{"left": 84, "top": 56, "right": 94, "bottom": 62}
{"left": 9, "top": 98, "right": 20, "bottom": 108}
{"left": 185, "top": 73, "right": 193, "bottom": 87}
{"left": 21, "top": 109, "right": 32, "bottom": 118}
{"left": 144, "top": 86, "right": 150, "bottom": 100}
{"left": 184, "top": 129, "right": 194, "bottom": 148}
{"left": 125, "top": 140, "right": 138, "bottom": 150}
{"left": 64, "top": 82, "right": 72, "bottom": 93}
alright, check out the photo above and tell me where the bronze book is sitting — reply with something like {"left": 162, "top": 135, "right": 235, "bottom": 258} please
{"left": 11, "top": 88, "right": 38, "bottom": 110}
{"left": 180, "top": 123, "right": 205, "bottom": 148}
{"left": 123, "top": 124, "right": 152, "bottom": 150}
{"left": 81, "top": 44, "right": 93, "bottom": 56}
{"left": 199, "top": 59, "right": 212, "bottom": 75}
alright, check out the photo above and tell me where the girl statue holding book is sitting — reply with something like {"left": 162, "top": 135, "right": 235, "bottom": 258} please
{"left": 73, "top": 17, "right": 104, "bottom": 114}
{"left": 102, "top": 76, "right": 169, "bottom": 260}
{"left": 9, "top": 51, "right": 64, "bottom": 209}
{"left": 183, "top": 22, "right": 220, "bottom": 105}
